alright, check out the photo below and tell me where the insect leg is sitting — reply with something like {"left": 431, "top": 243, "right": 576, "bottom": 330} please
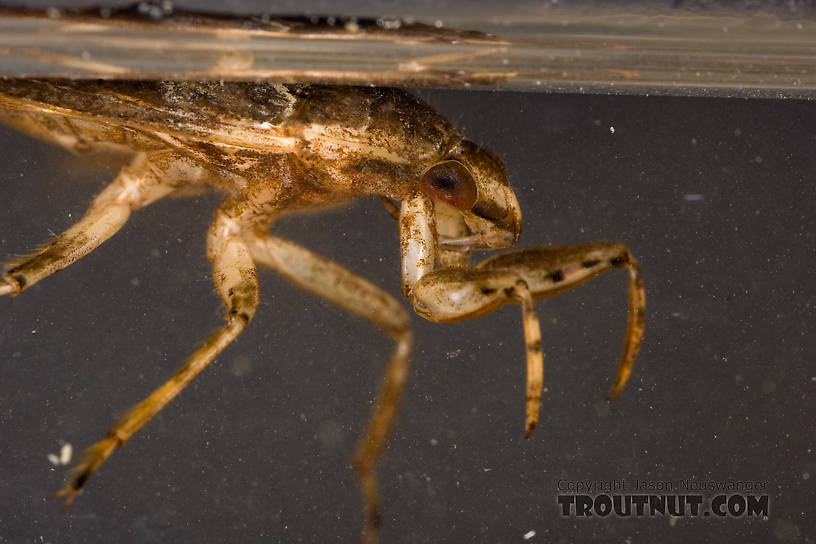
{"left": 54, "top": 210, "right": 259, "bottom": 508}
{"left": 246, "top": 233, "right": 412, "bottom": 544}
{"left": 510, "top": 280, "right": 544, "bottom": 437}
{"left": 0, "top": 152, "right": 175, "bottom": 296}
{"left": 408, "top": 242, "right": 645, "bottom": 436}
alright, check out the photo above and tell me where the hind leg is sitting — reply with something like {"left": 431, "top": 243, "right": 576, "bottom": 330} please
{"left": 0, "top": 151, "right": 176, "bottom": 296}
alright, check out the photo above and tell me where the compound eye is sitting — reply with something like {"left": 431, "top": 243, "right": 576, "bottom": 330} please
{"left": 419, "top": 160, "right": 478, "bottom": 210}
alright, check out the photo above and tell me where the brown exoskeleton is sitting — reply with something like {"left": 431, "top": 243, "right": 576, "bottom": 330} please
{"left": 0, "top": 80, "right": 644, "bottom": 542}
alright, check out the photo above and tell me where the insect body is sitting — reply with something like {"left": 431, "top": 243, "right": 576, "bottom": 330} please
{"left": 0, "top": 80, "right": 645, "bottom": 542}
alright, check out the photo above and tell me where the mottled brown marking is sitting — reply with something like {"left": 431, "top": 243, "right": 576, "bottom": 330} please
{"left": 0, "top": 80, "right": 645, "bottom": 544}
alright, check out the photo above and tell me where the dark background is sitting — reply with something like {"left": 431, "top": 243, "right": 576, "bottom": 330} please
{"left": 0, "top": 44, "right": 814, "bottom": 544}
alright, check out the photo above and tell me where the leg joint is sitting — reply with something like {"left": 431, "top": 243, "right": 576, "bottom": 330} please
{"left": 228, "top": 307, "right": 252, "bottom": 326}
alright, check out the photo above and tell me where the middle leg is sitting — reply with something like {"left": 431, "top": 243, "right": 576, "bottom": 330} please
{"left": 246, "top": 232, "right": 412, "bottom": 544}
{"left": 55, "top": 210, "right": 259, "bottom": 507}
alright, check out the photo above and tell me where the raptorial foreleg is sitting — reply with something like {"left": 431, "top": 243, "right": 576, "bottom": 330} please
{"left": 409, "top": 241, "right": 645, "bottom": 436}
